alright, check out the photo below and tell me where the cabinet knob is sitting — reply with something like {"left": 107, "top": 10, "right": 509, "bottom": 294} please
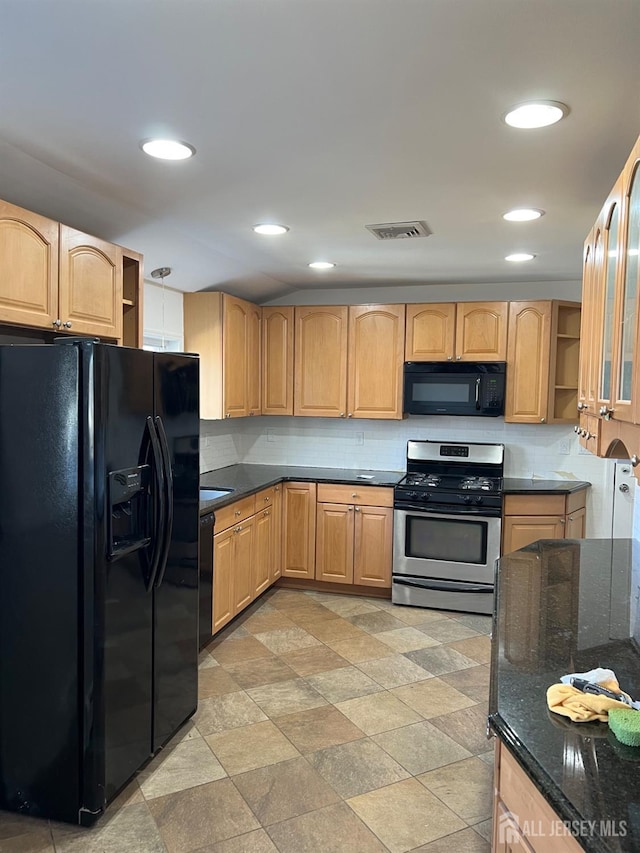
{"left": 348, "top": 506, "right": 354, "bottom": 511}
{"left": 559, "top": 518, "right": 566, "bottom": 524}
{"left": 264, "top": 497, "right": 270, "bottom": 502}
{"left": 574, "top": 425, "right": 580, "bottom": 434}
{"left": 249, "top": 412, "right": 254, "bottom": 416}
{"left": 352, "top": 492, "right": 357, "bottom": 498}
{"left": 63, "top": 321, "right": 72, "bottom": 328}
{"left": 577, "top": 402, "right": 584, "bottom": 411}
{"left": 234, "top": 510, "right": 241, "bottom": 516}
{"left": 568, "top": 515, "right": 574, "bottom": 521}
{"left": 447, "top": 355, "right": 453, "bottom": 361}
{"left": 234, "top": 526, "right": 241, "bottom": 533}
{"left": 540, "top": 418, "right": 546, "bottom": 423}
{"left": 274, "top": 486, "right": 280, "bottom": 492}
{"left": 354, "top": 506, "right": 361, "bottom": 512}
{"left": 347, "top": 413, "right": 353, "bottom": 418}
{"left": 225, "top": 413, "right": 231, "bottom": 418}
{"left": 264, "top": 510, "right": 270, "bottom": 516}
{"left": 456, "top": 355, "right": 461, "bottom": 360}
{"left": 339, "top": 412, "right": 345, "bottom": 418}
{"left": 52, "top": 319, "right": 62, "bottom": 328}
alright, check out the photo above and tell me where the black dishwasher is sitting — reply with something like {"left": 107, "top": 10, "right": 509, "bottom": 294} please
{"left": 199, "top": 512, "right": 214, "bottom": 650}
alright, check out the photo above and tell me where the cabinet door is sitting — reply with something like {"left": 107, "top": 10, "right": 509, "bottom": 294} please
{"left": 597, "top": 184, "right": 623, "bottom": 413}
{"left": 0, "top": 200, "right": 59, "bottom": 330}
{"left": 59, "top": 226, "right": 122, "bottom": 339}
{"left": 354, "top": 506, "right": 392, "bottom": 588}
{"left": 233, "top": 517, "right": 255, "bottom": 614}
{"left": 347, "top": 304, "right": 405, "bottom": 419}
{"left": 505, "top": 302, "right": 551, "bottom": 424}
{"left": 262, "top": 306, "right": 294, "bottom": 415}
{"left": 223, "top": 294, "right": 249, "bottom": 418}
{"left": 565, "top": 506, "right": 586, "bottom": 538}
{"left": 253, "top": 509, "right": 273, "bottom": 596}
{"left": 315, "top": 503, "right": 354, "bottom": 584}
{"left": 456, "top": 302, "right": 508, "bottom": 361}
{"left": 405, "top": 303, "right": 456, "bottom": 361}
{"left": 294, "top": 306, "right": 348, "bottom": 417}
{"left": 247, "top": 303, "right": 262, "bottom": 415}
{"left": 271, "top": 485, "right": 283, "bottom": 581}
{"left": 502, "top": 516, "right": 566, "bottom": 554}
{"left": 617, "top": 146, "right": 640, "bottom": 423}
{"left": 213, "top": 528, "right": 234, "bottom": 632}
{"left": 282, "top": 482, "right": 317, "bottom": 578}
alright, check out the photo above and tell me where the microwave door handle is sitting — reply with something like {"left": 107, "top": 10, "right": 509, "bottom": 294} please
{"left": 475, "top": 376, "right": 481, "bottom": 410}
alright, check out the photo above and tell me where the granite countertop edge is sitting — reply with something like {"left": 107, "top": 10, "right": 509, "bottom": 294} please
{"left": 199, "top": 464, "right": 592, "bottom": 512}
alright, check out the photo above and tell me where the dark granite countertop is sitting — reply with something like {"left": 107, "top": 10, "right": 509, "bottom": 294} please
{"left": 490, "top": 538, "right": 640, "bottom": 853}
{"left": 503, "top": 478, "right": 592, "bottom": 494}
{"left": 199, "top": 464, "right": 403, "bottom": 511}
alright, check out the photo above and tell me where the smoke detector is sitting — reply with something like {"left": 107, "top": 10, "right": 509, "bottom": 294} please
{"left": 365, "top": 220, "right": 432, "bottom": 241}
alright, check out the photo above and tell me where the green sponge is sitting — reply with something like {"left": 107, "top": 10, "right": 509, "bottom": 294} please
{"left": 608, "top": 708, "right": 640, "bottom": 747}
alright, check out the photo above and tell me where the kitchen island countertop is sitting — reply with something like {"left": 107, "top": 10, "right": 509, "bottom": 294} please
{"left": 490, "top": 538, "right": 640, "bottom": 853}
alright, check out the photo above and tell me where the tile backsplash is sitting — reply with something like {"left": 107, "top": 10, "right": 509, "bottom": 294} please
{"left": 200, "top": 415, "right": 617, "bottom": 538}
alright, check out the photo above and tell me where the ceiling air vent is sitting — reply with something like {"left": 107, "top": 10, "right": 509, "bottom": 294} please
{"left": 365, "top": 220, "right": 432, "bottom": 241}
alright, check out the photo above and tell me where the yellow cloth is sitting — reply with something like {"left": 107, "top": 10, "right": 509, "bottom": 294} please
{"left": 547, "top": 679, "right": 631, "bottom": 722}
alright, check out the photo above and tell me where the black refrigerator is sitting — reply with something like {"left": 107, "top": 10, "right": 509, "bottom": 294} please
{"left": 0, "top": 340, "right": 199, "bottom": 825}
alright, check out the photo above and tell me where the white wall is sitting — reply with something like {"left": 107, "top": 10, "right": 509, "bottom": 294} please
{"left": 201, "top": 415, "right": 615, "bottom": 539}
{"left": 143, "top": 281, "right": 184, "bottom": 346}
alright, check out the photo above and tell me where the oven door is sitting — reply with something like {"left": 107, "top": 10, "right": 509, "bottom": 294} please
{"left": 393, "top": 507, "right": 501, "bottom": 584}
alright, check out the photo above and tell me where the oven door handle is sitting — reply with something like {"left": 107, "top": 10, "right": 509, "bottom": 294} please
{"left": 393, "top": 577, "right": 493, "bottom": 594}
{"left": 475, "top": 376, "right": 481, "bottom": 410}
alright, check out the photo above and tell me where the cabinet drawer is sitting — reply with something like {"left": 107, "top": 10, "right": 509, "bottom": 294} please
{"left": 316, "top": 483, "right": 394, "bottom": 507}
{"left": 504, "top": 494, "right": 566, "bottom": 516}
{"left": 214, "top": 495, "right": 257, "bottom": 531}
{"left": 565, "top": 489, "right": 587, "bottom": 514}
{"left": 254, "top": 486, "right": 278, "bottom": 508}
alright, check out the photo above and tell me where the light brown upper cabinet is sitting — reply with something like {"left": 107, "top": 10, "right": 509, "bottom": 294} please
{"left": 59, "top": 226, "right": 123, "bottom": 340}
{"left": 262, "top": 306, "right": 294, "bottom": 415}
{"left": 405, "top": 301, "right": 508, "bottom": 362}
{"left": 294, "top": 304, "right": 405, "bottom": 419}
{"left": 0, "top": 200, "right": 59, "bottom": 330}
{"left": 0, "top": 200, "right": 131, "bottom": 342}
{"left": 505, "top": 301, "right": 581, "bottom": 424}
{"left": 578, "top": 130, "right": 640, "bottom": 468}
{"left": 183, "top": 291, "right": 261, "bottom": 419}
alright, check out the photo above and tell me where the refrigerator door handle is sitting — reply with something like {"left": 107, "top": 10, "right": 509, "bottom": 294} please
{"left": 145, "top": 416, "right": 166, "bottom": 591}
{"left": 153, "top": 414, "right": 174, "bottom": 588}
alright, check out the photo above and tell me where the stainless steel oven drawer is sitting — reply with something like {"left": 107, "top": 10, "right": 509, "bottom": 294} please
{"left": 392, "top": 575, "right": 493, "bottom": 615}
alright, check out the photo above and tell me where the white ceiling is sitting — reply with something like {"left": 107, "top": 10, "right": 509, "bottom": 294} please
{"left": 1, "top": 0, "right": 639, "bottom": 302}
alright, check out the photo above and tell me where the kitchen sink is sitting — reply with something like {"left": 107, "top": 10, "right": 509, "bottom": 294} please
{"left": 199, "top": 487, "right": 234, "bottom": 501}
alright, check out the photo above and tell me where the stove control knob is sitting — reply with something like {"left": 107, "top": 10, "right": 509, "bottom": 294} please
{"left": 463, "top": 495, "right": 472, "bottom": 505}
{"left": 423, "top": 493, "right": 431, "bottom": 502}
{"left": 407, "top": 491, "right": 420, "bottom": 500}
{"left": 474, "top": 496, "right": 484, "bottom": 505}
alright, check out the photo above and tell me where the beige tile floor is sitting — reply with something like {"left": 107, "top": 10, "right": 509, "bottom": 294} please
{"left": 0, "top": 589, "right": 494, "bottom": 853}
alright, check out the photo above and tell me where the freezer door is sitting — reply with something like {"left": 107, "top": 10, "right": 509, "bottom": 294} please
{"left": 152, "top": 352, "right": 199, "bottom": 750}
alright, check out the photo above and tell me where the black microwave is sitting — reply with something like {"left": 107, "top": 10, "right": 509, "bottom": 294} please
{"left": 403, "top": 362, "right": 506, "bottom": 416}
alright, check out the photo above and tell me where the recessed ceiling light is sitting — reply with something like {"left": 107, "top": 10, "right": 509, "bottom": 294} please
{"left": 505, "top": 253, "right": 536, "bottom": 262}
{"left": 140, "top": 139, "right": 196, "bottom": 160}
{"left": 503, "top": 101, "right": 569, "bottom": 129}
{"left": 503, "top": 208, "right": 545, "bottom": 222}
{"left": 308, "top": 261, "right": 336, "bottom": 270}
{"left": 253, "top": 223, "right": 289, "bottom": 236}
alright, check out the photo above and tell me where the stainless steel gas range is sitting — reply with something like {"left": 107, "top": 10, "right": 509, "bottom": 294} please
{"left": 392, "top": 439, "right": 504, "bottom": 615}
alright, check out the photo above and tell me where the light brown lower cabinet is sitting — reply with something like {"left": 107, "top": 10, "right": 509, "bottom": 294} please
{"left": 282, "top": 482, "right": 317, "bottom": 579}
{"left": 315, "top": 501, "right": 393, "bottom": 587}
{"left": 493, "top": 740, "right": 582, "bottom": 853}
{"left": 502, "top": 490, "right": 587, "bottom": 555}
{"left": 212, "top": 486, "right": 283, "bottom": 634}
